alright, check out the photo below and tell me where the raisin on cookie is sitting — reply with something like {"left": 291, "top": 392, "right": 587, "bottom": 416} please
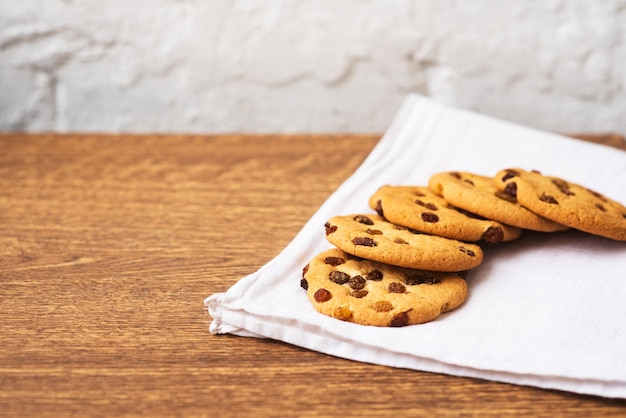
{"left": 494, "top": 168, "right": 626, "bottom": 241}
{"left": 368, "top": 185, "right": 521, "bottom": 243}
{"left": 301, "top": 248, "right": 468, "bottom": 327}
{"left": 324, "top": 214, "right": 483, "bottom": 272}
{"left": 428, "top": 171, "right": 568, "bottom": 232}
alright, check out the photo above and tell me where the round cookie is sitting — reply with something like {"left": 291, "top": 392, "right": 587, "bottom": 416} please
{"left": 428, "top": 171, "right": 568, "bottom": 232}
{"left": 324, "top": 214, "right": 483, "bottom": 272}
{"left": 368, "top": 185, "right": 522, "bottom": 243}
{"left": 301, "top": 248, "right": 468, "bottom": 327}
{"left": 494, "top": 168, "right": 626, "bottom": 241}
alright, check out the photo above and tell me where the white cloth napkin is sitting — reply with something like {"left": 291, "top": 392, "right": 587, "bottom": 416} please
{"left": 205, "top": 94, "right": 626, "bottom": 399}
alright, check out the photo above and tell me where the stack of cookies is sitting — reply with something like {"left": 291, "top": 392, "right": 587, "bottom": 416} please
{"left": 300, "top": 168, "right": 626, "bottom": 327}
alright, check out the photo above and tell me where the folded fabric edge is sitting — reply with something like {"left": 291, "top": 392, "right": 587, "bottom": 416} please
{"left": 205, "top": 301, "right": 626, "bottom": 399}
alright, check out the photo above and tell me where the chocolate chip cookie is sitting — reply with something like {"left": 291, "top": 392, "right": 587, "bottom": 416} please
{"left": 494, "top": 168, "right": 626, "bottom": 241}
{"left": 301, "top": 248, "right": 468, "bottom": 327}
{"left": 369, "top": 185, "right": 522, "bottom": 243}
{"left": 324, "top": 214, "right": 484, "bottom": 272}
{"left": 428, "top": 171, "right": 568, "bottom": 232}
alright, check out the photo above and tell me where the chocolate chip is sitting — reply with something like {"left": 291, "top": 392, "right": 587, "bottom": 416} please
{"left": 329, "top": 270, "right": 350, "bottom": 284}
{"left": 352, "top": 237, "right": 377, "bottom": 247}
{"left": 596, "top": 203, "right": 607, "bottom": 212}
{"left": 393, "top": 238, "right": 409, "bottom": 245}
{"left": 366, "top": 270, "right": 383, "bottom": 281}
{"left": 314, "top": 288, "right": 332, "bottom": 302}
{"left": 421, "top": 212, "right": 439, "bottom": 223}
{"left": 502, "top": 170, "right": 519, "bottom": 181}
{"left": 374, "top": 200, "right": 384, "bottom": 217}
{"left": 415, "top": 199, "right": 438, "bottom": 211}
{"left": 450, "top": 172, "right": 462, "bottom": 179}
{"left": 414, "top": 190, "right": 426, "bottom": 197}
{"left": 503, "top": 182, "right": 517, "bottom": 198}
{"left": 464, "top": 179, "right": 475, "bottom": 186}
{"left": 390, "top": 310, "right": 411, "bottom": 327}
{"left": 324, "top": 257, "right": 345, "bottom": 266}
{"left": 300, "top": 278, "right": 308, "bottom": 290}
{"left": 349, "top": 275, "right": 366, "bottom": 290}
{"left": 350, "top": 290, "right": 369, "bottom": 298}
{"left": 459, "top": 246, "right": 475, "bottom": 257}
{"left": 354, "top": 215, "right": 374, "bottom": 225}
{"left": 388, "top": 282, "right": 406, "bottom": 293}
{"left": 365, "top": 228, "right": 383, "bottom": 235}
{"left": 405, "top": 271, "right": 439, "bottom": 285}
{"left": 302, "top": 263, "right": 309, "bottom": 277}
{"left": 324, "top": 222, "right": 337, "bottom": 235}
{"left": 495, "top": 190, "right": 517, "bottom": 203}
{"left": 552, "top": 178, "right": 575, "bottom": 196}
{"left": 539, "top": 193, "right": 559, "bottom": 204}
{"left": 482, "top": 226, "right": 504, "bottom": 243}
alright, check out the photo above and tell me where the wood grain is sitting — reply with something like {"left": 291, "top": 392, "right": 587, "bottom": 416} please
{"left": 1, "top": 133, "right": 625, "bottom": 417}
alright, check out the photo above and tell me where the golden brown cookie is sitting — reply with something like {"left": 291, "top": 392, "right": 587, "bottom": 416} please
{"left": 368, "top": 185, "right": 522, "bottom": 243}
{"left": 494, "top": 168, "right": 626, "bottom": 241}
{"left": 428, "top": 171, "right": 568, "bottom": 232}
{"left": 324, "top": 214, "right": 483, "bottom": 272}
{"left": 300, "top": 248, "right": 468, "bottom": 327}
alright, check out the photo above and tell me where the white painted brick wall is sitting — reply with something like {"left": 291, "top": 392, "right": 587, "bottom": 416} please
{"left": 1, "top": 1, "right": 625, "bottom": 134}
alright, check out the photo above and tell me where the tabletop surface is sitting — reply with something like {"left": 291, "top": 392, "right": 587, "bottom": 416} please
{"left": 1, "top": 132, "right": 626, "bottom": 417}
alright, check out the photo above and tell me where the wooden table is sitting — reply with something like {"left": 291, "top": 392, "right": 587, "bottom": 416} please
{"left": 1, "top": 132, "right": 625, "bottom": 417}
